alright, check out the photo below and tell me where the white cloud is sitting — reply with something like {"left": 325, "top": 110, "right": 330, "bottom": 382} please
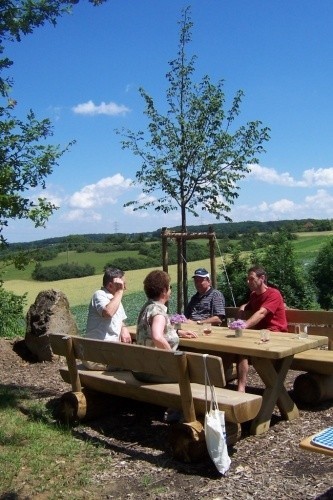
{"left": 304, "top": 189, "right": 333, "bottom": 213}
{"left": 123, "top": 193, "right": 157, "bottom": 217}
{"left": 37, "top": 191, "right": 63, "bottom": 207}
{"left": 302, "top": 168, "right": 333, "bottom": 186}
{"left": 72, "top": 100, "right": 131, "bottom": 116}
{"left": 63, "top": 209, "right": 102, "bottom": 222}
{"left": 248, "top": 164, "right": 302, "bottom": 186}
{"left": 69, "top": 174, "right": 132, "bottom": 209}
{"left": 258, "top": 199, "right": 296, "bottom": 214}
{"left": 249, "top": 164, "right": 333, "bottom": 187}
{"left": 230, "top": 189, "right": 333, "bottom": 222}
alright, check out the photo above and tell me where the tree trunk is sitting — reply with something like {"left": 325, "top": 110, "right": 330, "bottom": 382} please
{"left": 181, "top": 203, "right": 188, "bottom": 309}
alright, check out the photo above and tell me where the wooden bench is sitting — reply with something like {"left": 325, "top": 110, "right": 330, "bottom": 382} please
{"left": 225, "top": 306, "right": 333, "bottom": 404}
{"left": 49, "top": 333, "right": 262, "bottom": 462}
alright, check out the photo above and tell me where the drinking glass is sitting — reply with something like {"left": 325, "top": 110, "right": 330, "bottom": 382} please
{"left": 260, "top": 330, "right": 270, "bottom": 342}
{"left": 299, "top": 324, "right": 308, "bottom": 339}
{"left": 227, "top": 318, "right": 235, "bottom": 328}
{"left": 203, "top": 323, "right": 212, "bottom": 335}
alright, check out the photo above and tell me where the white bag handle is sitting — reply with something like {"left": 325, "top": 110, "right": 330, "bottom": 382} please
{"left": 203, "top": 354, "right": 219, "bottom": 412}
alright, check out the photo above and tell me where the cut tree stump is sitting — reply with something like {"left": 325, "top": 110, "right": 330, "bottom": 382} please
{"left": 55, "top": 388, "right": 108, "bottom": 424}
{"left": 169, "top": 419, "right": 241, "bottom": 463}
{"left": 293, "top": 372, "right": 333, "bottom": 404}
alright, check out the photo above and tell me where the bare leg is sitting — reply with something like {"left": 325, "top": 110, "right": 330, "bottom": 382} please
{"left": 237, "top": 356, "right": 249, "bottom": 392}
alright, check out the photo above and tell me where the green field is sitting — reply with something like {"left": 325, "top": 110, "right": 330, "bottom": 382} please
{"left": 0, "top": 249, "right": 145, "bottom": 281}
{"left": 2, "top": 231, "right": 333, "bottom": 315}
{"left": 3, "top": 260, "right": 207, "bottom": 315}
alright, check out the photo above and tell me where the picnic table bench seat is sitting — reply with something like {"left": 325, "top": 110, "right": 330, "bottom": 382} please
{"left": 49, "top": 333, "right": 262, "bottom": 462}
{"left": 225, "top": 307, "right": 333, "bottom": 404}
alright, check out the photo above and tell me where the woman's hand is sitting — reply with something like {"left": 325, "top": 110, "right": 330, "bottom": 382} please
{"left": 178, "top": 329, "right": 198, "bottom": 339}
{"left": 120, "top": 326, "right": 132, "bottom": 343}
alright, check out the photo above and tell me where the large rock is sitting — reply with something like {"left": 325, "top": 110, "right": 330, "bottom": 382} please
{"left": 25, "top": 289, "right": 79, "bottom": 361}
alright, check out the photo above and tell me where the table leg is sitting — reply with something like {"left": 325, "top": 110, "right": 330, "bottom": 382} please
{"left": 250, "top": 356, "right": 299, "bottom": 435}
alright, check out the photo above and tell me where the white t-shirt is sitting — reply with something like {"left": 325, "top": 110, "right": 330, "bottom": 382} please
{"left": 85, "top": 287, "right": 127, "bottom": 341}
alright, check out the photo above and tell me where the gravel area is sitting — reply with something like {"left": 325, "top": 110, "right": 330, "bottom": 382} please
{"left": 1, "top": 337, "right": 333, "bottom": 499}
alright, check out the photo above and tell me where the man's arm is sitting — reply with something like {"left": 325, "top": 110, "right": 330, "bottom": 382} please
{"left": 243, "top": 307, "right": 268, "bottom": 329}
{"left": 208, "top": 290, "right": 225, "bottom": 324}
{"left": 196, "top": 315, "right": 223, "bottom": 325}
{"left": 102, "top": 278, "right": 125, "bottom": 318}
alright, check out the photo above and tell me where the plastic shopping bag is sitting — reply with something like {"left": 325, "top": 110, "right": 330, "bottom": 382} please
{"left": 204, "top": 406, "right": 231, "bottom": 474}
{"left": 203, "top": 354, "right": 231, "bottom": 474}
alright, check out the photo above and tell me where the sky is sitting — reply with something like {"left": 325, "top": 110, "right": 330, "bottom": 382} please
{"left": 4, "top": 0, "right": 333, "bottom": 243}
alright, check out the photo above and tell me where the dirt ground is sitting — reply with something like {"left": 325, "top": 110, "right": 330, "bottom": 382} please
{"left": 1, "top": 337, "right": 333, "bottom": 500}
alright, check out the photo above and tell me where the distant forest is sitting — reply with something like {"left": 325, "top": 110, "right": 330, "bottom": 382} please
{"left": 6, "top": 218, "right": 333, "bottom": 251}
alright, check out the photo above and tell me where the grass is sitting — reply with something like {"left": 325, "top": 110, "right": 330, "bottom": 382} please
{"left": 3, "top": 231, "right": 332, "bottom": 283}
{"left": 0, "top": 387, "right": 112, "bottom": 498}
{"left": 0, "top": 232, "right": 332, "bottom": 496}
{"left": 72, "top": 283, "right": 196, "bottom": 334}
{"left": 1, "top": 249, "right": 145, "bottom": 281}
{"left": 2, "top": 230, "right": 333, "bottom": 323}
{"left": 3, "top": 261, "right": 204, "bottom": 315}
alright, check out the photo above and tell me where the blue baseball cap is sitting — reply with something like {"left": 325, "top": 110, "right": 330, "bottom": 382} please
{"left": 192, "top": 268, "right": 210, "bottom": 278}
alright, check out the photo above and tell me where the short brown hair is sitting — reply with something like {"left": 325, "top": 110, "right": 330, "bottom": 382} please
{"left": 143, "top": 270, "right": 170, "bottom": 300}
{"left": 103, "top": 267, "right": 124, "bottom": 287}
{"left": 248, "top": 266, "right": 267, "bottom": 282}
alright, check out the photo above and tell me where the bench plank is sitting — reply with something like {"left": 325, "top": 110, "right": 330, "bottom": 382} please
{"left": 49, "top": 333, "right": 263, "bottom": 461}
{"left": 59, "top": 367, "right": 262, "bottom": 423}
{"left": 50, "top": 335, "right": 227, "bottom": 387}
{"left": 291, "top": 350, "right": 333, "bottom": 375}
{"left": 50, "top": 333, "right": 262, "bottom": 424}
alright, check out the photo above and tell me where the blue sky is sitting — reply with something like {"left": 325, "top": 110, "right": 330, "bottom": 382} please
{"left": 5, "top": 0, "right": 333, "bottom": 243}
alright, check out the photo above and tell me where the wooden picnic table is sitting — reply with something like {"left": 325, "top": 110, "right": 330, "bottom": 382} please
{"left": 170, "top": 325, "right": 327, "bottom": 435}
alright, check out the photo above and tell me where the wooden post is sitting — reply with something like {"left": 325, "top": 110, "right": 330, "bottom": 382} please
{"left": 168, "top": 351, "right": 206, "bottom": 463}
{"left": 177, "top": 238, "right": 183, "bottom": 313}
{"left": 160, "top": 227, "right": 217, "bottom": 314}
{"left": 161, "top": 227, "right": 168, "bottom": 273}
{"left": 174, "top": 351, "right": 196, "bottom": 422}
{"left": 64, "top": 336, "right": 81, "bottom": 393}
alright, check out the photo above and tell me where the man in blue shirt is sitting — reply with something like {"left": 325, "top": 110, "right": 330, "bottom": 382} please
{"left": 185, "top": 268, "right": 225, "bottom": 325}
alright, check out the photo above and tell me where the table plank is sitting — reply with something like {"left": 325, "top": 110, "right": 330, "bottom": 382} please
{"left": 129, "top": 324, "right": 327, "bottom": 435}
{"left": 177, "top": 326, "right": 327, "bottom": 359}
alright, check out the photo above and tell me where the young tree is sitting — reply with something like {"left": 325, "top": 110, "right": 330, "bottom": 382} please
{"left": 0, "top": 0, "right": 106, "bottom": 249}
{"left": 119, "top": 7, "right": 270, "bottom": 307}
{"left": 0, "top": 1, "right": 106, "bottom": 336}
{"left": 310, "top": 238, "right": 333, "bottom": 309}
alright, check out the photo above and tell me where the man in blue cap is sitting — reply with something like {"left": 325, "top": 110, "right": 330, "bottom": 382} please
{"left": 185, "top": 267, "right": 225, "bottom": 325}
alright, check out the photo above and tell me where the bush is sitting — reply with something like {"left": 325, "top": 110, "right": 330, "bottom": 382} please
{"left": 310, "top": 238, "right": 333, "bottom": 309}
{"left": 0, "top": 285, "right": 26, "bottom": 338}
{"left": 32, "top": 247, "right": 59, "bottom": 261}
{"left": 32, "top": 263, "right": 95, "bottom": 281}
